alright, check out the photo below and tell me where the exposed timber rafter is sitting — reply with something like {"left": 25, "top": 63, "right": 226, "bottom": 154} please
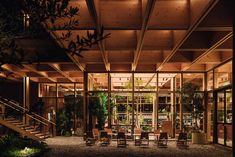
{"left": 156, "top": 0, "right": 219, "bottom": 71}
{"left": 132, "top": 0, "right": 156, "bottom": 71}
{"left": 86, "top": 0, "right": 110, "bottom": 71}
{"left": 23, "top": 64, "right": 56, "bottom": 82}
{"left": 1, "top": 64, "right": 38, "bottom": 82}
{"left": 182, "top": 32, "right": 233, "bottom": 71}
{"left": 49, "top": 63, "right": 75, "bottom": 82}
{"left": 0, "top": 72, "right": 21, "bottom": 82}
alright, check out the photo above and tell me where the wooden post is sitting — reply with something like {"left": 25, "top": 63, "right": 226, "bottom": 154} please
{"left": 180, "top": 73, "right": 183, "bottom": 131}
{"left": 83, "top": 72, "right": 88, "bottom": 134}
{"left": 171, "top": 77, "right": 176, "bottom": 137}
{"left": 232, "top": 57, "right": 235, "bottom": 157}
{"left": 23, "top": 77, "right": 30, "bottom": 125}
{"left": 203, "top": 73, "right": 208, "bottom": 134}
{"left": 155, "top": 72, "right": 159, "bottom": 130}
{"left": 108, "top": 72, "right": 111, "bottom": 128}
{"left": 131, "top": 72, "right": 134, "bottom": 138}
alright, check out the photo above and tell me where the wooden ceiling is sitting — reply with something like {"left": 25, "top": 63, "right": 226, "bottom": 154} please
{"left": 0, "top": 0, "right": 233, "bottom": 82}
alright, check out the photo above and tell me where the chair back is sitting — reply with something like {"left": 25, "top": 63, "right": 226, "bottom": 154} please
{"left": 119, "top": 127, "right": 126, "bottom": 133}
{"left": 104, "top": 128, "right": 112, "bottom": 134}
{"left": 141, "top": 132, "right": 149, "bottom": 139}
{"left": 154, "top": 129, "right": 160, "bottom": 134}
{"left": 178, "top": 132, "right": 187, "bottom": 141}
{"left": 117, "top": 132, "right": 126, "bottom": 139}
{"left": 159, "top": 132, "right": 168, "bottom": 140}
{"left": 92, "top": 128, "right": 99, "bottom": 136}
{"left": 134, "top": 128, "right": 141, "bottom": 134}
{"left": 87, "top": 131, "right": 94, "bottom": 138}
{"left": 100, "top": 131, "right": 108, "bottom": 138}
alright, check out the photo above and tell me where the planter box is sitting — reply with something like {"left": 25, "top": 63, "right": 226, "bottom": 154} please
{"left": 192, "top": 132, "right": 206, "bottom": 144}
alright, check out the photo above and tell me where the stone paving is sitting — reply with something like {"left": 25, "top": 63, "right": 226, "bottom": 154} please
{"left": 43, "top": 136, "right": 232, "bottom": 157}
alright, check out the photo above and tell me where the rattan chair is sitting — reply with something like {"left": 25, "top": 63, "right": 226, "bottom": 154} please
{"left": 177, "top": 132, "right": 188, "bottom": 148}
{"left": 157, "top": 132, "right": 168, "bottom": 148}
{"left": 140, "top": 132, "right": 149, "bottom": 146}
{"left": 85, "top": 131, "right": 96, "bottom": 146}
{"left": 117, "top": 132, "right": 127, "bottom": 147}
{"left": 134, "top": 128, "right": 142, "bottom": 146}
{"left": 99, "top": 131, "right": 110, "bottom": 146}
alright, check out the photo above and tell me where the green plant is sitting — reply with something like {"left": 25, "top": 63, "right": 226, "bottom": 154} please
{"left": 88, "top": 93, "right": 109, "bottom": 130}
{"left": 0, "top": 134, "right": 47, "bottom": 157}
{"left": 180, "top": 83, "right": 204, "bottom": 132}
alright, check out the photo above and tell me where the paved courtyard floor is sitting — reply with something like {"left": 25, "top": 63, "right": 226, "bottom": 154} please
{"left": 43, "top": 136, "right": 232, "bottom": 157}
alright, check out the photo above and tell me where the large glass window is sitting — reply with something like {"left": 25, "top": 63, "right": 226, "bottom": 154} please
{"left": 111, "top": 93, "right": 132, "bottom": 134}
{"left": 88, "top": 73, "right": 108, "bottom": 91}
{"left": 134, "top": 73, "right": 156, "bottom": 91}
{"left": 214, "top": 61, "right": 232, "bottom": 89}
{"left": 111, "top": 73, "right": 132, "bottom": 91}
{"left": 158, "top": 73, "right": 177, "bottom": 92}
{"left": 183, "top": 73, "right": 204, "bottom": 91}
{"left": 134, "top": 93, "right": 155, "bottom": 132}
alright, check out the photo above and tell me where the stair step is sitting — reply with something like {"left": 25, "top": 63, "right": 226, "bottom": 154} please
{"left": 16, "top": 124, "right": 26, "bottom": 128}
{"left": 30, "top": 131, "right": 41, "bottom": 134}
{"left": 12, "top": 122, "right": 23, "bottom": 125}
{"left": 36, "top": 134, "right": 51, "bottom": 139}
{"left": 25, "top": 128, "right": 37, "bottom": 132}
{"left": 24, "top": 126, "right": 35, "bottom": 129}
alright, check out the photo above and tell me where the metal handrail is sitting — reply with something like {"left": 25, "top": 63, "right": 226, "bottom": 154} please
{"left": 0, "top": 100, "right": 48, "bottom": 126}
{"left": 0, "top": 97, "right": 56, "bottom": 126}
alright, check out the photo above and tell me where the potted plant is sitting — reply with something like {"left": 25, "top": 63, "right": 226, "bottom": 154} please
{"left": 181, "top": 83, "right": 205, "bottom": 144}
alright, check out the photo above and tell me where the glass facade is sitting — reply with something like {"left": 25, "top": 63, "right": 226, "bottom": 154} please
{"left": 36, "top": 60, "right": 232, "bottom": 145}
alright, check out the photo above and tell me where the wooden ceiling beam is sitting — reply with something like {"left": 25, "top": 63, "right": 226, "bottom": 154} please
{"left": 23, "top": 64, "right": 56, "bottom": 82}
{"left": 1, "top": 64, "right": 38, "bottom": 82}
{"left": 132, "top": 0, "right": 156, "bottom": 71}
{"left": 0, "top": 72, "right": 21, "bottom": 82}
{"left": 182, "top": 32, "right": 232, "bottom": 71}
{"left": 49, "top": 63, "right": 75, "bottom": 82}
{"left": 157, "top": 0, "right": 219, "bottom": 71}
{"left": 86, "top": 0, "right": 110, "bottom": 71}
{"left": 196, "top": 26, "right": 232, "bottom": 32}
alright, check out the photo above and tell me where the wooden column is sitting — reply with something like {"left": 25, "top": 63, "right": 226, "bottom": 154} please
{"left": 108, "top": 72, "right": 111, "bottom": 128}
{"left": 23, "top": 77, "right": 30, "bottom": 125}
{"left": 203, "top": 72, "right": 208, "bottom": 134}
{"left": 83, "top": 72, "right": 88, "bottom": 133}
{"left": 171, "top": 77, "right": 176, "bottom": 137}
{"left": 180, "top": 73, "right": 183, "bottom": 131}
{"left": 212, "top": 69, "right": 218, "bottom": 144}
{"left": 131, "top": 72, "right": 134, "bottom": 138}
{"left": 232, "top": 57, "right": 235, "bottom": 157}
{"left": 155, "top": 72, "right": 159, "bottom": 130}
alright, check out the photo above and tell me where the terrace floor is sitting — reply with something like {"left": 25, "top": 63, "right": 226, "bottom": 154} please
{"left": 43, "top": 136, "right": 232, "bottom": 157}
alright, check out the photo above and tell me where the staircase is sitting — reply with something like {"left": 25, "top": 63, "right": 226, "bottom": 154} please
{"left": 0, "top": 97, "right": 55, "bottom": 141}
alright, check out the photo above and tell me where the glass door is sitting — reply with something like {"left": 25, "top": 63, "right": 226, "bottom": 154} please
{"left": 216, "top": 88, "right": 232, "bottom": 147}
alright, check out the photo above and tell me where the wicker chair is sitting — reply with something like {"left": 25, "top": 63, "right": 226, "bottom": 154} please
{"left": 99, "top": 131, "right": 110, "bottom": 146}
{"left": 140, "top": 132, "right": 149, "bottom": 146}
{"left": 117, "top": 132, "right": 127, "bottom": 147}
{"left": 134, "top": 128, "right": 142, "bottom": 146}
{"left": 92, "top": 128, "right": 99, "bottom": 141}
{"left": 157, "top": 132, "right": 168, "bottom": 148}
{"left": 85, "top": 131, "right": 96, "bottom": 146}
{"left": 177, "top": 132, "right": 188, "bottom": 148}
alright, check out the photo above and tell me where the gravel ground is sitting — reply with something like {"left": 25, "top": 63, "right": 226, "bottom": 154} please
{"left": 43, "top": 136, "right": 232, "bottom": 157}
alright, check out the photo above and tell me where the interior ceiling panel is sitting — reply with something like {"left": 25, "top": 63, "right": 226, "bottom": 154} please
{"left": 100, "top": 0, "right": 141, "bottom": 29}
{"left": 2, "top": 0, "right": 232, "bottom": 82}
